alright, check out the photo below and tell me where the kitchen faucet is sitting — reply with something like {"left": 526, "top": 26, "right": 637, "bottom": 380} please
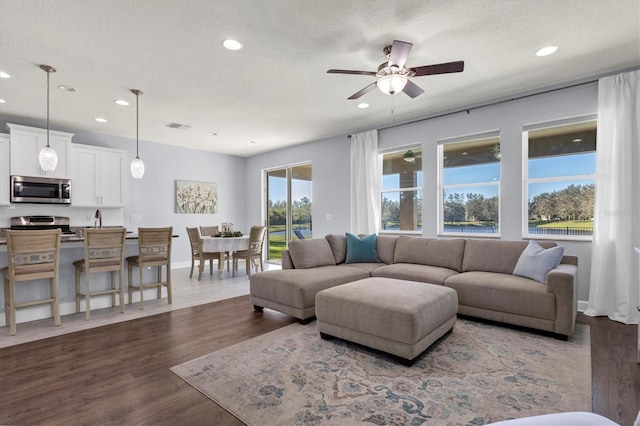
{"left": 94, "top": 209, "right": 102, "bottom": 229}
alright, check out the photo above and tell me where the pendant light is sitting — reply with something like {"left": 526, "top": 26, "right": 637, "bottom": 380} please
{"left": 38, "top": 65, "right": 58, "bottom": 172}
{"left": 130, "top": 89, "right": 144, "bottom": 179}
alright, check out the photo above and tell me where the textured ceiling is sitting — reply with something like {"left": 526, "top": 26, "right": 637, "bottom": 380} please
{"left": 0, "top": 0, "right": 638, "bottom": 157}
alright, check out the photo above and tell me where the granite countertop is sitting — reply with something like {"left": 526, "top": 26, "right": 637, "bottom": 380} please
{"left": 0, "top": 227, "right": 138, "bottom": 246}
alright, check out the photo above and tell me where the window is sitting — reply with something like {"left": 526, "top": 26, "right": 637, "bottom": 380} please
{"left": 524, "top": 118, "right": 596, "bottom": 239}
{"left": 265, "top": 163, "right": 312, "bottom": 261}
{"left": 380, "top": 148, "right": 422, "bottom": 232}
{"left": 439, "top": 134, "right": 501, "bottom": 236}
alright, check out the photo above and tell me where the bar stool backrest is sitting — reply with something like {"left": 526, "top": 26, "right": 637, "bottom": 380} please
{"left": 138, "top": 227, "right": 173, "bottom": 265}
{"left": 6, "top": 229, "right": 61, "bottom": 281}
{"left": 83, "top": 228, "right": 126, "bottom": 271}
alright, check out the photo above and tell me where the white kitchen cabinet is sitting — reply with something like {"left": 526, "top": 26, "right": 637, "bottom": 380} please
{"left": 0, "top": 133, "right": 10, "bottom": 205}
{"left": 7, "top": 123, "right": 73, "bottom": 179}
{"left": 71, "top": 144, "right": 125, "bottom": 207}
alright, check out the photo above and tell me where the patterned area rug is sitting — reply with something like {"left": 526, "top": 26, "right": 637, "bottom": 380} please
{"left": 171, "top": 319, "right": 590, "bottom": 425}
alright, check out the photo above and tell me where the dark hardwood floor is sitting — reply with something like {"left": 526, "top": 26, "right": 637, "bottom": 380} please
{"left": 0, "top": 297, "right": 637, "bottom": 425}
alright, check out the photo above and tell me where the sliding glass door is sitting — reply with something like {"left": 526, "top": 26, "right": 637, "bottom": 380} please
{"left": 265, "top": 163, "right": 312, "bottom": 261}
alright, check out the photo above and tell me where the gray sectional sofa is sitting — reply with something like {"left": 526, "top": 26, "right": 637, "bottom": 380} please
{"left": 249, "top": 234, "right": 578, "bottom": 338}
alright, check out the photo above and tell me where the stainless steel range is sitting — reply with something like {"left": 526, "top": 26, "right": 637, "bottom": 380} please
{"left": 10, "top": 216, "right": 74, "bottom": 234}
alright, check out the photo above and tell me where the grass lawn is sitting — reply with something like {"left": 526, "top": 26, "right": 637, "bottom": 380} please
{"left": 268, "top": 235, "right": 286, "bottom": 259}
{"left": 530, "top": 220, "right": 594, "bottom": 229}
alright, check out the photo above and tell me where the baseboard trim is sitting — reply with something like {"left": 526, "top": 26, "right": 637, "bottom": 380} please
{"left": 578, "top": 300, "right": 588, "bottom": 312}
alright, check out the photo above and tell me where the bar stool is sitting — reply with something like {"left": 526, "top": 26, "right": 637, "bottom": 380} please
{"left": 73, "top": 228, "right": 127, "bottom": 320}
{"left": 1, "top": 229, "right": 62, "bottom": 335}
{"left": 127, "top": 227, "right": 173, "bottom": 309}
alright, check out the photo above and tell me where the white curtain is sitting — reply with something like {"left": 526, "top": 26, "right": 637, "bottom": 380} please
{"left": 350, "top": 130, "right": 381, "bottom": 235}
{"left": 585, "top": 70, "right": 640, "bottom": 324}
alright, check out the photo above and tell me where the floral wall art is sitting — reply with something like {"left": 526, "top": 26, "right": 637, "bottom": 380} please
{"left": 175, "top": 180, "right": 218, "bottom": 214}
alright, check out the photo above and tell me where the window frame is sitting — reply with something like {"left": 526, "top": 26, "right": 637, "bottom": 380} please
{"left": 379, "top": 146, "right": 423, "bottom": 235}
{"left": 437, "top": 131, "right": 502, "bottom": 238}
{"left": 521, "top": 115, "right": 597, "bottom": 241}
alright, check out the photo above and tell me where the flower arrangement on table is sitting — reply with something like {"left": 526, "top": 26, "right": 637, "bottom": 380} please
{"left": 215, "top": 231, "right": 244, "bottom": 238}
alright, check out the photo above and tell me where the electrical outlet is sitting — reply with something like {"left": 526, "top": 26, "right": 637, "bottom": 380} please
{"left": 326, "top": 214, "right": 332, "bottom": 221}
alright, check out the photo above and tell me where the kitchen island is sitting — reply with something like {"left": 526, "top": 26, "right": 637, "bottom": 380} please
{"left": 0, "top": 228, "right": 179, "bottom": 328}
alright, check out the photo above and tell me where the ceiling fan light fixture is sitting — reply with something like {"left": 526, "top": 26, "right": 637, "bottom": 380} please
{"left": 403, "top": 149, "right": 416, "bottom": 162}
{"left": 377, "top": 74, "right": 408, "bottom": 95}
{"left": 493, "top": 144, "right": 501, "bottom": 160}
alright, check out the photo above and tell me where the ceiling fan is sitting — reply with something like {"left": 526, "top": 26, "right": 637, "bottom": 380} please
{"left": 327, "top": 40, "right": 464, "bottom": 100}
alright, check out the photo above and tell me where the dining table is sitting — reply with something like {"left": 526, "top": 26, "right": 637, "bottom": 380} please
{"left": 201, "top": 235, "right": 250, "bottom": 278}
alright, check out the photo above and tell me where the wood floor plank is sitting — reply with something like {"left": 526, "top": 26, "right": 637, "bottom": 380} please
{"left": 0, "top": 300, "right": 638, "bottom": 425}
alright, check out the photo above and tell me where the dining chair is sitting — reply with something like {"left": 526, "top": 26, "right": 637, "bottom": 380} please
{"left": 187, "top": 227, "right": 221, "bottom": 280}
{"left": 232, "top": 225, "right": 267, "bottom": 277}
{"left": 199, "top": 226, "right": 219, "bottom": 236}
{"left": 73, "top": 228, "right": 127, "bottom": 320}
{"left": 200, "top": 225, "right": 231, "bottom": 271}
{"left": 1, "top": 229, "right": 62, "bottom": 335}
{"left": 127, "top": 227, "right": 173, "bottom": 309}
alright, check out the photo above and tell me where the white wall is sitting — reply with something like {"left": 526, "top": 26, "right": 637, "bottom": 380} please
{"left": 244, "top": 135, "right": 352, "bottom": 237}
{"left": 245, "top": 82, "right": 598, "bottom": 302}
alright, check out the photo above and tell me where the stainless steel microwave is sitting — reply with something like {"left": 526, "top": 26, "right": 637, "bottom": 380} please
{"left": 10, "top": 175, "right": 71, "bottom": 204}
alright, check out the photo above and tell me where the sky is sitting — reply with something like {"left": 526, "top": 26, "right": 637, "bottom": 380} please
{"left": 268, "top": 176, "right": 312, "bottom": 203}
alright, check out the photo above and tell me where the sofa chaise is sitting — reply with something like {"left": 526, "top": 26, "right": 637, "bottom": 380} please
{"left": 249, "top": 234, "right": 578, "bottom": 338}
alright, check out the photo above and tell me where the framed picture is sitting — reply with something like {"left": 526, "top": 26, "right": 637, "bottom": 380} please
{"left": 175, "top": 180, "right": 218, "bottom": 214}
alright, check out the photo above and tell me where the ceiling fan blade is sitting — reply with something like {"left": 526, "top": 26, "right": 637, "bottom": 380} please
{"left": 411, "top": 61, "right": 465, "bottom": 76}
{"left": 388, "top": 40, "right": 413, "bottom": 69}
{"left": 348, "top": 82, "right": 377, "bottom": 100}
{"left": 327, "top": 69, "right": 377, "bottom": 76}
{"left": 402, "top": 80, "right": 425, "bottom": 98}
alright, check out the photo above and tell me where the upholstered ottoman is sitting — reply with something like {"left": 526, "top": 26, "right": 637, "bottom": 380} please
{"left": 316, "top": 277, "right": 458, "bottom": 365}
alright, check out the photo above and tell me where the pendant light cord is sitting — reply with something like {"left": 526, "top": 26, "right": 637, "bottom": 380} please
{"left": 131, "top": 89, "right": 143, "bottom": 159}
{"left": 136, "top": 91, "right": 139, "bottom": 158}
{"left": 39, "top": 65, "right": 56, "bottom": 148}
{"left": 46, "top": 69, "right": 50, "bottom": 148}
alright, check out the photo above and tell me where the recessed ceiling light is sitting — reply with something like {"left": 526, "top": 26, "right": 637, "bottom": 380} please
{"left": 248, "top": 140, "right": 256, "bottom": 144}
{"left": 461, "top": 152, "right": 468, "bottom": 155}
{"left": 208, "top": 132, "right": 218, "bottom": 136}
{"left": 357, "top": 103, "right": 370, "bottom": 109}
{"left": 572, "top": 138, "right": 583, "bottom": 143}
{"left": 0, "top": 71, "right": 10, "bottom": 79}
{"left": 222, "top": 39, "right": 243, "bottom": 51}
{"left": 0, "top": 98, "right": 5, "bottom": 103}
{"left": 94, "top": 117, "right": 108, "bottom": 123}
{"left": 114, "top": 99, "right": 129, "bottom": 106}
{"left": 57, "top": 85, "right": 76, "bottom": 92}
{"left": 536, "top": 45, "right": 559, "bottom": 57}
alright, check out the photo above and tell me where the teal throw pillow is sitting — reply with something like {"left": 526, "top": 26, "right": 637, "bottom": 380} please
{"left": 345, "top": 233, "right": 379, "bottom": 263}
{"left": 513, "top": 240, "right": 564, "bottom": 283}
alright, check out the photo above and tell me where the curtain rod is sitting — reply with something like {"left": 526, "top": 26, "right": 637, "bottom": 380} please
{"left": 347, "top": 78, "right": 598, "bottom": 139}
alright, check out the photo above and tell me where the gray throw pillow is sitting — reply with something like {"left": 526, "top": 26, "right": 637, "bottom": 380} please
{"left": 513, "top": 240, "right": 564, "bottom": 283}
{"left": 288, "top": 238, "right": 336, "bottom": 269}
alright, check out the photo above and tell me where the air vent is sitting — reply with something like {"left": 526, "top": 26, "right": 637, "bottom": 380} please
{"left": 165, "top": 122, "right": 191, "bottom": 130}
